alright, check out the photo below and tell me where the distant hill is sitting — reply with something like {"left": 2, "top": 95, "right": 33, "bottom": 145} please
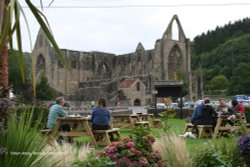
{"left": 191, "top": 18, "right": 250, "bottom": 95}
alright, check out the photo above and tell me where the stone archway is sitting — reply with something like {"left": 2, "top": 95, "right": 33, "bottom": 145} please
{"left": 97, "top": 58, "right": 112, "bottom": 79}
{"left": 36, "top": 54, "right": 46, "bottom": 82}
{"left": 134, "top": 98, "right": 141, "bottom": 106}
{"left": 168, "top": 44, "right": 183, "bottom": 80}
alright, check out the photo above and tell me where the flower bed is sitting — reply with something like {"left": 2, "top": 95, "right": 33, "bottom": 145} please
{"left": 97, "top": 135, "right": 163, "bottom": 166}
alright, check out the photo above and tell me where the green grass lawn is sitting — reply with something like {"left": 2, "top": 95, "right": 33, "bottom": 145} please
{"left": 74, "top": 118, "right": 213, "bottom": 155}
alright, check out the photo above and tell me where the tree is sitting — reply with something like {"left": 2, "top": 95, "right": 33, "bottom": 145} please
{"left": 0, "top": 0, "right": 9, "bottom": 96}
{"left": 209, "top": 75, "right": 228, "bottom": 94}
{"left": 36, "top": 73, "right": 55, "bottom": 100}
{"left": 228, "top": 63, "right": 250, "bottom": 94}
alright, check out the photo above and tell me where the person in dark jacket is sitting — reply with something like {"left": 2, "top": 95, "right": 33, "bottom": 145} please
{"left": 91, "top": 98, "right": 111, "bottom": 130}
{"left": 196, "top": 98, "right": 218, "bottom": 127}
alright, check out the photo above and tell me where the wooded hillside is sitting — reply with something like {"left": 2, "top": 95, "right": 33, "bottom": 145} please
{"left": 191, "top": 17, "right": 250, "bottom": 95}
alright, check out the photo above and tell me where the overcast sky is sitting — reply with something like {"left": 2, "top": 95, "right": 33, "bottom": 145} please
{"left": 18, "top": 0, "right": 250, "bottom": 55}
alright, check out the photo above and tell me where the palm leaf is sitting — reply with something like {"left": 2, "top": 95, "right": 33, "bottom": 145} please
{"left": 14, "top": 2, "right": 25, "bottom": 83}
{"left": 25, "top": 0, "right": 71, "bottom": 97}
{"left": 1, "top": 0, "right": 71, "bottom": 97}
{"left": 25, "top": 0, "right": 70, "bottom": 71}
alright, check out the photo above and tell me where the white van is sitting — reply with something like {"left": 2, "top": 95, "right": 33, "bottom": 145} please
{"left": 156, "top": 103, "right": 167, "bottom": 109}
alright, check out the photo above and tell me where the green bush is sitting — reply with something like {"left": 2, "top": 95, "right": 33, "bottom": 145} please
{"left": 193, "top": 141, "right": 231, "bottom": 167}
{"left": 193, "top": 137, "right": 246, "bottom": 167}
{"left": 213, "top": 138, "right": 244, "bottom": 167}
{"left": 11, "top": 105, "right": 49, "bottom": 129}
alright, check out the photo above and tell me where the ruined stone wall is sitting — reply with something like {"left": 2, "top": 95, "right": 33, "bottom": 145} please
{"left": 33, "top": 15, "right": 198, "bottom": 103}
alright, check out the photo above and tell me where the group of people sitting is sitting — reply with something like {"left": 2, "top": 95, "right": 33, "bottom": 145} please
{"left": 46, "top": 97, "right": 111, "bottom": 143}
{"left": 183, "top": 97, "right": 245, "bottom": 138}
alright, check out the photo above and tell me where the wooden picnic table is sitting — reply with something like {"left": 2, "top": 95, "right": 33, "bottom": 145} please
{"left": 51, "top": 117, "right": 97, "bottom": 147}
{"left": 137, "top": 113, "right": 155, "bottom": 125}
{"left": 112, "top": 114, "right": 142, "bottom": 128}
{"left": 213, "top": 114, "right": 247, "bottom": 139}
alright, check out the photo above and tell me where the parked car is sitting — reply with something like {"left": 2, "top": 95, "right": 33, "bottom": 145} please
{"left": 170, "top": 103, "right": 179, "bottom": 109}
{"left": 156, "top": 103, "right": 167, "bottom": 109}
{"left": 233, "top": 95, "right": 249, "bottom": 101}
{"left": 242, "top": 100, "right": 250, "bottom": 107}
{"left": 183, "top": 102, "right": 193, "bottom": 109}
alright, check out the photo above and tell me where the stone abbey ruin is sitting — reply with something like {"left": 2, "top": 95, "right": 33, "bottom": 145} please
{"left": 33, "top": 15, "right": 203, "bottom": 106}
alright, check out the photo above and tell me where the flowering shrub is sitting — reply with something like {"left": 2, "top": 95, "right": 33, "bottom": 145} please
{"left": 239, "top": 133, "right": 250, "bottom": 165}
{"left": 97, "top": 136, "right": 164, "bottom": 167}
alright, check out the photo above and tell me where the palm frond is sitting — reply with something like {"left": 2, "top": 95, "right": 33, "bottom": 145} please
{"left": 1, "top": 0, "right": 71, "bottom": 97}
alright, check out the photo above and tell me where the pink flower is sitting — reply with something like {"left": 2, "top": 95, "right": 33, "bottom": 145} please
{"left": 127, "top": 141, "right": 135, "bottom": 148}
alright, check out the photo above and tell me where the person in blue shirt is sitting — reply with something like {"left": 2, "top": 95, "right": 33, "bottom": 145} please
{"left": 47, "top": 97, "right": 72, "bottom": 143}
{"left": 91, "top": 98, "right": 111, "bottom": 130}
{"left": 191, "top": 101, "right": 204, "bottom": 125}
{"left": 47, "top": 97, "right": 69, "bottom": 129}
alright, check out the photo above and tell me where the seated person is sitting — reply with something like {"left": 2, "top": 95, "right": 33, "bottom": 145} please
{"left": 232, "top": 99, "right": 245, "bottom": 115}
{"left": 47, "top": 97, "right": 69, "bottom": 129}
{"left": 46, "top": 97, "right": 71, "bottom": 143}
{"left": 216, "top": 98, "right": 230, "bottom": 114}
{"left": 191, "top": 100, "right": 204, "bottom": 125}
{"left": 195, "top": 98, "right": 218, "bottom": 128}
{"left": 91, "top": 98, "right": 111, "bottom": 130}
{"left": 225, "top": 99, "right": 244, "bottom": 122}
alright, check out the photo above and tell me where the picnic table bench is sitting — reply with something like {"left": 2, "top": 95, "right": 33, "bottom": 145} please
{"left": 40, "top": 117, "right": 97, "bottom": 147}
{"left": 112, "top": 114, "right": 151, "bottom": 128}
{"left": 184, "top": 123, "right": 214, "bottom": 138}
{"left": 136, "top": 113, "right": 161, "bottom": 128}
{"left": 92, "top": 128, "right": 121, "bottom": 146}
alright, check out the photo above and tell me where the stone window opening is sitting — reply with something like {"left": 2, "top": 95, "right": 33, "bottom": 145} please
{"left": 58, "top": 61, "right": 63, "bottom": 68}
{"left": 71, "top": 60, "right": 77, "bottom": 69}
{"left": 136, "top": 82, "right": 140, "bottom": 91}
{"left": 102, "top": 64, "right": 107, "bottom": 71}
{"left": 171, "top": 19, "right": 179, "bottom": 41}
{"left": 36, "top": 54, "right": 46, "bottom": 74}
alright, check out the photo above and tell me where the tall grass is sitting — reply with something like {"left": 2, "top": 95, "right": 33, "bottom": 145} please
{"left": 153, "top": 133, "right": 192, "bottom": 167}
{"left": 43, "top": 143, "right": 93, "bottom": 166}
